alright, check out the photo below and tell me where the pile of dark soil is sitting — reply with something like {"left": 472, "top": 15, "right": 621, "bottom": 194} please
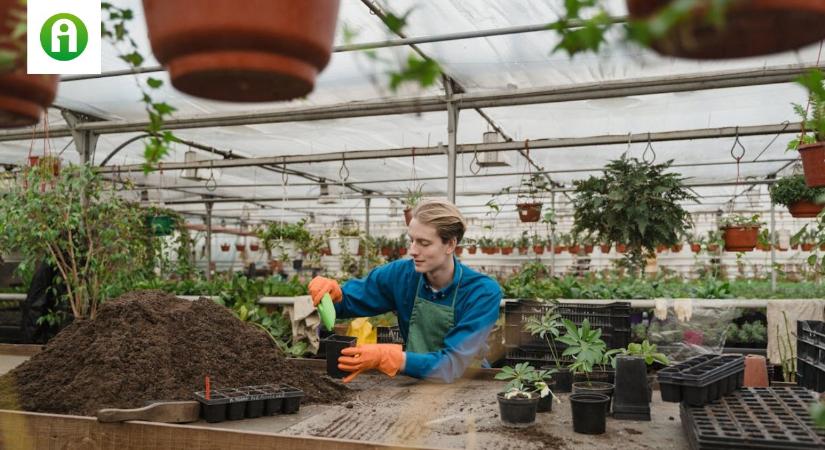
{"left": 0, "top": 290, "right": 348, "bottom": 415}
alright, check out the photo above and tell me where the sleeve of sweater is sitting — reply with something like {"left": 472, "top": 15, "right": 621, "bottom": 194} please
{"left": 335, "top": 260, "right": 403, "bottom": 319}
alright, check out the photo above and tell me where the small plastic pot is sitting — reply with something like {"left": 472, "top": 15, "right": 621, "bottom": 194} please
{"left": 612, "top": 356, "right": 651, "bottom": 421}
{"left": 280, "top": 386, "right": 305, "bottom": 414}
{"left": 570, "top": 393, "right": 610, "bottom": 435}
{"left": 545, "top": 366, "right": 572, "bottom": 393}
{"left": 322, "top": 334, "right": 357, "bottom": 378}
{"left": 526, "top": 381, "right": 555, "bottom": 413}
{"left": 573, "top": 381, "right": 614, "bottom": 414}
{"left": 497, "top": 392, "right": 539, "bottom": 428}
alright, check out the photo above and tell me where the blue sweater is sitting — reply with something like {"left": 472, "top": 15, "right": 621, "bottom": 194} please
{"left": 336, "top": 257, "right": 502, "bottom": 382}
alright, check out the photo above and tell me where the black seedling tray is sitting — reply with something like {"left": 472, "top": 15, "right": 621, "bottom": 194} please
{"left": 681, "top": 387, "right": 825, "bottom": 450}
{"left": 504, "top": 300, "right": 630, "bottom": 355}
{"left": 658, "top": 354, "right": 744, "bottom": 406}
{"left": 194, "top": 384, "right": 305, "bottom": 423}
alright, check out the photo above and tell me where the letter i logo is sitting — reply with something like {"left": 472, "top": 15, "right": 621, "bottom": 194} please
{"left": 40, "top": 13, "right": 88, "bottom": 61}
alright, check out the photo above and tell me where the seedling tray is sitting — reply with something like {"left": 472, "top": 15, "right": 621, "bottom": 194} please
{"left": 658, "top": 354, "right": 744, "bottom": 406}
{"left": 504, "top": 300, "right": 630, "bottom": 352}
{"left": 194, "top": 384, "right": 305, "bottom": 423}
{"left": 681, "top": 387, "right": 825, "bottom": 450}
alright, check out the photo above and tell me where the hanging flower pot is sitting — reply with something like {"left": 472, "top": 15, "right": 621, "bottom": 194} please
{"left": 788, "top": 199, "right": 825, "bottom": 218}
{"left": 516, "top": 202, "right": 542, "bottom": 223}
{"left": 802, "top": 242, "right": 815, "bottom": 251}
{"left": 0, "top": 0, "right": 59, "bottom": 128}
{"left": 398, "top": 247, "right": 407, "bottom": 256}
{"left": 656, "top": 244, "right": 667, "bottom": 253}
{"left": 220, "top": 243, "right": 230, "bottom": 252}
{"left": 671, "top": 244, "right": 683, "bottom": 252}
{"left": 142, "top": 0, "right": 340, "bottom": 102}
{"left": 616, "top": 243, "right": 627, "bottom": 253}
{"left": 403, "top": 208, "right": 413, "bottom": 226}
{"left": 722, "top": 227, "right": 759, "bottom": 252}
{"left": 798, "top": 143, "right": 825, "bottom": 187}
{"left": 235, "top": 243, "right": 245, "bottom": 251}
{"left": 626, "top": 1, "right": 825, "bottom": 60}
{"left": 583, "top": 244, "right": 594, "bottom": 254}
{"left": 554, "top": 245, "right": 565, "bottom": 254}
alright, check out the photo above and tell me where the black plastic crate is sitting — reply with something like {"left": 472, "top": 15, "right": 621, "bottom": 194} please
{"left": 194, "top": 384, "right": 304, "bottom": 423}
{"left": 797, "top": 320, "right": 825, "bottom": 393}
{"left": 377, "top": 326, "right": 404, "bottom": 345}
{"left": 681, "top": 387, "right": 825, "bottom": 450}
{"left": 797, "top": 359, "right": 825, "bottom": 393}
{"left": 504, "top": 300, "right": 631, "bottom": 351}
{"left": 658, "top": 354, "right": 745, "bottom": 406}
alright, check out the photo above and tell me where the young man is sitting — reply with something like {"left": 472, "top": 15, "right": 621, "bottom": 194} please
{"left": 308, "top": 200, "right": 502, "bottom": 383}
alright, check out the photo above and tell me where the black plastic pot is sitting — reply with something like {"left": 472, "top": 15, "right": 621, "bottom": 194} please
{"left": 657, "top": 354, "right": 744, "bottom": 406}
{"left": 574, "top": 369, "right": 614, "bottom": 385}
{"left": 322, "top": 334, "right": 357, "bottom": 379}
{"left": 195, "top": 391, "right": 229, "bottom": 423}
{"left": 525, "top": 381, "right": 555, "bottom": 412}
{"left": 545, "top": 366, "right": 572, "bottom": 393}
{"left": 573, "top": 381, "right": 614, "bottom": 414}
{"left": 245, "top": 388, "right": 265, "bottom": 418}
{"left": 281, "top": 385, "right": 305, "bottom": 414}
{"left": 497, "top": 392, "right": 539, "bottom": 427}
{"left": 612, "top": 356, "right": 651, "bottom": 421}
{"left": 570, "top": 393, "right": 610, "bottom": 435}
{"left": 292, "top": 259, "right": 303, "bottom": 271}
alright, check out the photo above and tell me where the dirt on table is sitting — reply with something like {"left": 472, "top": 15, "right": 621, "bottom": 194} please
{"left": 0, "top": 290, "right": 348, "bottom": 416}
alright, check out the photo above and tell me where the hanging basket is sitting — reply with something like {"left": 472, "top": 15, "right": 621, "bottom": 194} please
{"left": 626, "top": 0, "right": 825, "bottom": 59}
{"left": 516, "top": 202, "right": 542, "bottom": 222}
{"left": 403, "top": 208, "right": 413, "bottom": 226}
{"left": 788, "top": 199, "right": 825, "bottom": 218}
{"left": 798, "top": 143, "right": 825, "bottom": 188}
{"left": 142, "top": 0, "right": 340, "bottom": 102}
{"left": 722, "top": 226, "right": 759, "bottom": 252}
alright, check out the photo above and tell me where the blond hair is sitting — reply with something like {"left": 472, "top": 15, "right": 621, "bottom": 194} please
{"left": 411, "top": 199, "right": 466, "bottom": 244}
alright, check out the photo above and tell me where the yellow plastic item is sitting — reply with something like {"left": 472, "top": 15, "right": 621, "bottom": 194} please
{"left": 346, "top": 317, "right": 377, "bottom": 346}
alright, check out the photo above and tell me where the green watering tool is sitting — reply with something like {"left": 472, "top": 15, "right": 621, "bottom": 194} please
{"left": 317, "top": 293, "right": 336, "bottom": 331}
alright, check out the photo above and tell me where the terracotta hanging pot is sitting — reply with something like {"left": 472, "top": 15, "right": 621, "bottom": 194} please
{"left": 722, "top": 226, "right": 759, "bottom": 252}
{"left": 0, "top": 0, "right": 59, "bottom": 128}
{"left": 404, "top": 208, "right": 413, "bottom": 226}
{"left": 516, "top": 203, "right": 542, "bottom": 222}
{"left": 220, "top": 243, "right": 230, "bottom": 252}
{"left": 802, "top": 243, "right": 815, "bottom": 251}
{"left": 616, "top": 243, "right": 627, "bottom": 253}
{"left": 142, "top": 0, "right": 340, "bottom": 102}
{"left": 788, "top": 199, "right": 825, "bottom": 218}
{"left": 798, "top": 142, "right": 825, "bottom": 187}
{"left": 626, "top": 0, "right": 825, "bottom": 60}
{"left": 554, "top": 245, "right": 565, "bottom": 254}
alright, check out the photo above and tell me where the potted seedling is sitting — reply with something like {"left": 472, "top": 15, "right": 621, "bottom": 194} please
{"left": 498, "top": 238, "right": 515, "bottom": 255}
{"left": 705, "top": 229, "right": 724, "bottom": 252}
{"left": 769, "top": 174, "right": 825, "bottom": 217}
{"left": 559, "top": 320, "right": 615, "bottom": 410}
{"left": 516, "top": 232, "right": 530, "bottom": 255}
{"left": 329, "top": 226, "right": 360, "bottom": 256}
{"left": 220, "top": 243, "right": 231, "bottom": 252}
{"left": 403, "top": 185, "right": 424, "bottom": 226}
{"left": 478, "top": 236, "right": 498, "bottom": 255}
{"left": 464, "top": 237, "right": 477, "bottom": 255}
{"left": 494, "top": 363, "right": 554, "bottom": 426}
{"left": 789, "top": 70, "right": 825, "bottom": 187}
{"left": 524, "top": 308, "right": 573, "bottom": 392}
{"left": 719, "top": 214, "right": 761, "bottom": 252}
{"left": 531, "top": 235, "right": 546, "bottom": 255}
{"left": 613, "top": 340, "right": 668, "bottom": 421}
{"left": 496, "top": 385, "right": 541, "bottom": 428}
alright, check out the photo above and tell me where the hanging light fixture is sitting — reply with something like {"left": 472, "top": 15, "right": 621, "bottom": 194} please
{"left": 477, "top": 131, "right": 509, "bottom": 168}
{"left": 318, "top": 178, "right": 338, "bottom": 204}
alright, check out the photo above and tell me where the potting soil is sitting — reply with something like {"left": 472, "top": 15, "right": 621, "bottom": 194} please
{"left": 0, "top": 290, "right": 348, "bottom": 415}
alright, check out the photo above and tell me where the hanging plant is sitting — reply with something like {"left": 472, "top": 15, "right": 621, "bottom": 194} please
{"left": 0, "top": 0, "right": 59, "bottom": 128}
{"left": 719, "top": 214, "right": 762, "bottom": 252}
{"left": 769, "top": 174, "right": 825, "bottom": 217}
{"left": 572, "top": 154, "right": 697, "bottom": 276}
{"left": 403, "top": 185, "right": 424, "bottom": 226}
{"left": 788, "top": 70, "right": 825, "bottom": 188}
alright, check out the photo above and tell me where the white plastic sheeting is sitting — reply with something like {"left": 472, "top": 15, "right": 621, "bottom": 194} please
{"left": 0, "top": 0, "right": 820, "bottom": 225}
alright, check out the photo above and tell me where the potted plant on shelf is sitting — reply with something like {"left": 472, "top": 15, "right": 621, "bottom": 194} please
{"left": 516, "top": 232, "right": 530, "bottom": 255}
{"left": 572, "top": 154, "right": 696, "bottom": 277}
{"left": 498, "top": 238, "right": 515, "bottom": 255}
{"left": 531, "top": 235, "right": 545, "bottom": 255}
{"left": 524, "top": 308, "right": 573, "bottom": 392}
{"left": 756, "top": 229, "right": 772, "bottom": 252}
{"left": 478, "top": 236, "right": 497, "bottom": 255}
{"left": 516, "top": 173, "right": 550, "bottom": 223}
{"left": 792, "top": 226, "right": 818, "bottom": 252}
{"left": 403, "top": 185, "right": 424, "bottom": 226}
{"left": 141, "top": 0, "right": 340, "bottom": 102}
{"left": 705, "top": 229, "right": 724, "bottom": 252}
{"left": 789, "top": 70, "right": 825, "bottom": 187}
{"left": 464, "top": 237, "right": 477, "bottom": 255}
{"left": 220, "top": 242, "right": 231, "bottom": 252}
{"left": 567, "top": 233, "right": 581, "bottom": 255}
{"left": 769, "top": 174, "right": 825, "bottom": 217}
{"left": 0, "top": 0, "right": 59, "bottom": 128}
{"left": 719, "top": 214, "right": 762, "bottom": 252}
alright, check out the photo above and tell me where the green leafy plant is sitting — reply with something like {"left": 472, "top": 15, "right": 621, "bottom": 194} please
{"left": 789, "top": 69, "right": 825, "bottom": 149}
{"left": 776, "top": 311, "right": 797, "bottom": 383}
{"left": 404, "top": 185, "right": 425, "bottom": 209}
{"left": 0, "top": 0, "right": 26, "bottom": 70}
{"left": 770, "top": 175, "right": 825, "bottom": 207}
{"left": 495, "top": 362, "right": 557, "bottom": 400}
{"left": 690, "top": 277, "right": 733, "bottom": 299}
{"left": 0, "top": 164, "right": 154, "bottom": 319}
{"left": 623, "top": 340, "right": 669, "bottom": 366}
{"left": 523, "top": 307, "right": 565, "bottom": 369}
{"left": 557, "top": 319, "right": 607, "bottom": 379}
{"left": 719, "top": 214, "right": 762, "bottom": 228}
{"left": 572, "top": 154, "right": 697, "bottom": 276}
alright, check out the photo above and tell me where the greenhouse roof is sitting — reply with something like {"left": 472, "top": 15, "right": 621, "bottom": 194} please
{"left": 0, "top": 0, "right": 821, "bottom": 226}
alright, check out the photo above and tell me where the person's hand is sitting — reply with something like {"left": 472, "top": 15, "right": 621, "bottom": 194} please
{"left": 338, "top": 344, "right": 404, "bottom": 383}
{"left": 308, "top": 276, "right": 342, "bottom": 307}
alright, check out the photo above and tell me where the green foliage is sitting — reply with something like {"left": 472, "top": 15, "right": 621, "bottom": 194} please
{"left": 572, "top": 154, "right": 697, "bottom": 276}
{"left": 791, "top": 69, "right": 825, "bottom": 146}
{"left": 690, "top": 277, "right": 732, "bottom": 299}
{"left": 0, "top": 164, "right": 154, "bottom": 319}
{"left": 494, "top": 362, "right": 556, "bottom": 398}
{"left": 769, "top": 175, "right": 825, "bottom": 207}
{"left": 812, "top": 401, "right": 825, "bottom": 429}
{"left": 404, "top": 185, "right": 425, "bottom": 208}
{"left": 623, "top": 340, "right": 669, "bottom": 366}
{"left": 557, "top": 319, "right": 607, "bottom": 375}
{"left": 719, "top": 214, "right": 762, "bottom": 228}
{"left": 724, "top": 321, "right": 767, "bottom": 345}
{"left": 258, "top": 219, "right": 311, "bottom": 254}
{"left": 0, "top": 0, "right": 26, "bottom": 70}
{"left": 523, "top": 307, "right": 565, "bottom": 369}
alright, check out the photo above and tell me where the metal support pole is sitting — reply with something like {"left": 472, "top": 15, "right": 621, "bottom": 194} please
{"left": 364, "top": 198, "right": 371, "bottom": 272}
{"left": 549, "top": 190, "right": 556, "bottom": 277}
{"left": 205, "top": 201, "right": 213, "bottom": 281}
{"left": 62, "top": 111, "right": 99, "bottom": 164}
{"left": 770, "top": 201, "right": 777, "bottom": 292}
{"left": 446, "top": 81, "right": 459, "bottom": 203}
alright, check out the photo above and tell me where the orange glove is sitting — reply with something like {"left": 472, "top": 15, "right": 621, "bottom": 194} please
{"left": 338, "top": 344, "right": 405, "bottom": 383}
{"left": 308, "top": 276, "right": 342, "bottom": 307}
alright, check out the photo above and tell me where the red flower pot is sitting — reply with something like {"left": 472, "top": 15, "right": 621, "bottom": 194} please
{"left": 583, "top": 245, "right": 594, "bottom": 254}
{"left": 656, "top": 244, "right": 667, "bottom": 253}
{"left": 249, "top": 243, "right": 260, "bottom": 251}
{"left": 799, "top": 142, "right": 825, "bottom": 187}
{"left": 616, "top": 244, "right": 627, "bottom": 253}
{"left": 481, "top": 247, "right": 497, "bottom": 255}
{"left": 468, "top": 246, "right": 477, "bottom": 255}
{"left": 516, "top": 202, "right": 542, "bottom": 222}
{"left": 403, "top": 208, "right": 413, "bottom": 226}
{"left": 235, "top": 244, "right": 245, "bottom": 251}
{"left": 568, "top": 245, "right": 580, "bottom": 255}
{"left": 142, "top": 0, "right": 340, "bottom": 102}
{"left": 802, "top": 243, "right": 815, "bottom": 251}
{"left": 756, "top": 242, "right": 771, "bottom": 251}
{"left": 788, "top": 199, "right": 825, "bottom": 218}
{"left": 743, "top": 355, "right": 769, "bottom": 388}
{"left": 518, "top": 247, "right": 529, "bottom": 255}
{"left": 722, "top": 226, "right": 759, "bottom": 252}
{"left": 626, "top": 0, "right": 825, "bottom": 60}
{"left": 398, "top": 248, "right": 407, "bottom": 256}
{"left": 220, "top": 243, "right": 230, "bottom": 252}
{"left": 501, "top": 247, "right": 514, "bottom": 255}
{"left": 532, "top": 245, "right": 545, "bottom": 255}
{"left": 690, "top": 243, "right": 701, "bottom": 253}
{"left": 671, "top": 244, "right": 683, "bottom": 252}
{"left": 599, "top": 244, "right": 611, "bottom": 253}
{"left": 381, "top": 247, "right": 392, "bottom": 256}
{"left": 554, "top": 246, "right": 565, "bottom": 254}
{"left": 455, "top": 246, "right": 463, "bottom": 256}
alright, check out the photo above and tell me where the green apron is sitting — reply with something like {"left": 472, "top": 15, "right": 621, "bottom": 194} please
{"left": 406, "top": 265, "right": 463, "bottom": 353}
